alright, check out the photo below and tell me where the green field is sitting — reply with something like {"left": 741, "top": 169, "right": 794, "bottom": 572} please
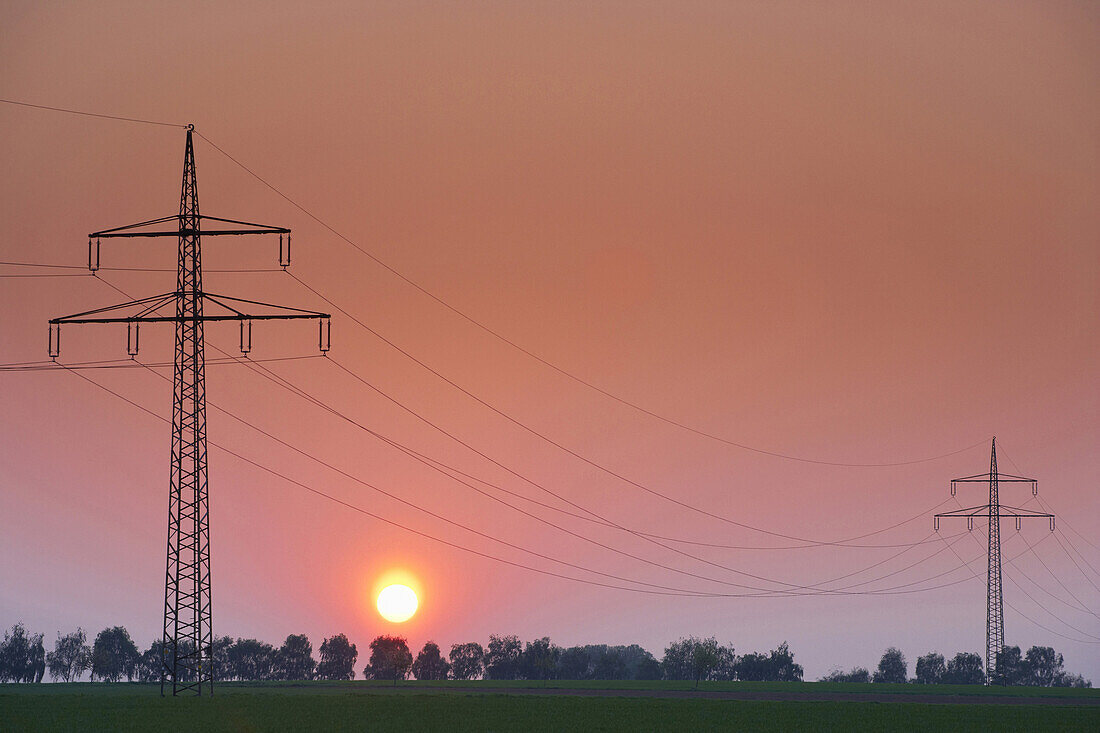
{"left": 3, "top": 681, "right": 1098, "bottom": 732}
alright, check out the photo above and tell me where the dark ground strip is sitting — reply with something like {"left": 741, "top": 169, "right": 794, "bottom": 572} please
{"left": 366, "top": 685, "right": 1100, "bottom": 707}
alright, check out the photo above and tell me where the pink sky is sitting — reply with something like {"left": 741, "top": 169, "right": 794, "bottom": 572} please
{"left": 1, "top": 1, "right": 1097, "bottom": 680}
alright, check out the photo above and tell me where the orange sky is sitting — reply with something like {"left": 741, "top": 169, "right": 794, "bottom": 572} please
{"left": 1, "top": 1, "right": 1097, "bottom": 679}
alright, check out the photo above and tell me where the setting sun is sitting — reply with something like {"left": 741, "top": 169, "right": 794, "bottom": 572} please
{"left": 377, "top": 584, "right": 418, "bottom": 623}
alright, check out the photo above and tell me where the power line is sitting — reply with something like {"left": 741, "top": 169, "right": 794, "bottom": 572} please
{"left": 289, "top": 269, "right": 953, "bottom": 548}
{"left": 135, "top": 358, "right": 794, "bottom": 596}
{"left": 0, "top": 272, "right": 94, "bottom": 278}
{"left": 80, "top": 270, "right": 989, "bottom": 598}
{"left": 1, "top": 95, "right": 991, "bottom": 466}
{"left": 7, "top": 98, "right": 1078, "bottom": 609}
{"left": 940, "top": 531, "right": 1098, "bottom": 646}
{"left": 1016, "top": 531, "right": 1100, "bottom": 619}
{"left": 144, "top": 346, "right": 964, "bottom": 598}
{"left": 323, "top": 348, "right": 956, "bottom": 550}
{"left": 96, "top": 268, "right": 956, "bottom": 560}
{"left": 60, "top": 358, "right": 1000, "bottom": 600}
{"left": 57, "top": 365, "right": 732, "bottom": 599}
{"left": 1050, "top": 529, "right": 1100, "bottom": 596}
{"left": 0, "top": 98, "right": 187, "bottom": 128}
{"left": 964, "top": 529, "right": 1100, "bottom": 643}
{"left": 191, "top": 130, "right": 987, "bottom": 469}
{"left": 992, "top": 445, "right": 1100, "bottom": 583}
{"left": 235, "top": 355, "right": 985, "bottom": 596}
{"left": 1036, "top": 498, "right": 1100, "bottom": 580}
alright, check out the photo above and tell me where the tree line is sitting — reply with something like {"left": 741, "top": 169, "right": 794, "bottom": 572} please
{"left": 822, "top": 646, "right": 1091, "bottom": 687}
{"left": 0, "top": 623, "right": 1090, "bottom": 688}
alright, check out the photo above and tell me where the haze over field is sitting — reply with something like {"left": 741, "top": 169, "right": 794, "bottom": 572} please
{"left": 1, "top": 1, "right": 1097, "bottom": 682}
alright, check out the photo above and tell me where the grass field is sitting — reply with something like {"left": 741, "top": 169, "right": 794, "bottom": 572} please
{"left": 3, "top": 681, "right": 1098, "bottom": 732}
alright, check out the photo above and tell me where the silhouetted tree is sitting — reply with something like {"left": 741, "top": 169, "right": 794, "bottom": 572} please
{"left": 316, "top": 634, "right": 358, "bottom": 681}
{"left": 634, "top": 655, "right": 662, "bottom": 680}
{"left": 915, "top": 652, "right": 945, "bottom": 684}
{"left": 29, "top": 635, "right": 45, "bottom": 683}
{"left": 227, "top": 639, "right": 276, "bottom": 680}
{"left": 942, "top": 652, "right": 984, "bottom": 685}
{"left": 448, "top": 642, "right": 484, "bottom": 680}
{"left": 873, "top": 647, "right": 907, "bottom": 683}
{"left": 734, "top": 652, "right": 769, "bottom": 681}
{"left": 994, "top": 646, "right": 1028, "bottom": 686}
{"left": 1052, "top": 672, "right": 1091, "bottom": 688}
{"left": 365, "top": 635, "right": 412, "bottom": 685}
{"left": 210, "top": 636, "right": 233, "bottom": 681}
{"left": 90, "top": 627, "right": 140, "bottom": 682}
{"left": 690, "top": 638, "right": 720, "bottom": 688}
{"left": 820, "top": 667, "right": 871, "bottom": 683}
{"left": 484, "top": 634, "right": 523, "bottom": 680}
{"left": 554, "top": 644, "right": 660, "bottom": 680}
{"left": 660, "top": 637, "right": 726, "bottom": 685}
{"left": 1024, "top": 646, "right": 1063, "bottom": 687}
{"left": 274, "top": 634, "right": 315, "bottom": 680}
{"left": 709, "top": 644, "right": 737, "bottom": 682}
{"left": 47, "top": 628, "right": 91, "bottom": 682}
{"left": 557, "top": 647, "right": 591, "bottom": 679}
{"left": 661, "top": 637, "right": 698, "bottom": 681}
{"left": 592, "top": 647, "right": 628, "bottom": 680}
{"left": 618, "top": 644, "right": 662, "bottom": 680}
{"left": 520, "top": 637, "right": 560, "bottom": 681}
{"left": 734, "top": 643, "right": 802, "bottom": 682}
{"left": 0, "top": 624, "right": 45, "bottom": 683}
{"left": 411, "top": 641, "right": 450, "bottom": 681}
{"left": 137, "top": 640, "right": 165, "bottom": 683}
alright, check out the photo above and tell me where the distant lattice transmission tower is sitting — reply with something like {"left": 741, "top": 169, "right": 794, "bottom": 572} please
{"left": 934, "top": 438, "right": 1054, "bottom": 682}
{"left": 49, "top": 126, "right": 331, "bottom": 695}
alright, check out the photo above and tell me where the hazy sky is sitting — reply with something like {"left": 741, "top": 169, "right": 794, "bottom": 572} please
{"left": 2, "top": 1, "right": 1097, "bottom": 680}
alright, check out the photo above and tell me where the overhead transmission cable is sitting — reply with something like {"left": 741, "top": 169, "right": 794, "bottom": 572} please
{"left": 0, "top": 95, "right": 997, "bottom": 466}
{"left": 962, "top": 529, "right": 1100, "bottom": 644}
{"left": 61, "top": 362, "right": 988, "bottom": 600}
{"left": 0, "top": 98, "right": 188, "bottom": 128}
{"left": 989, "top": 443, "right": 1100, "bottom": 586}
{"left": 139, "top": 344, "right": 961, "bottom": 598}
{"left": 87, "top": 277, "right": 988, "bottom": 598}
{"left": 88, "top": 276, "right": 959, "bottom": 592}
{"left": 285, "top": 269, "right": 942, "bottom": 547}
{"left": 939, "top": 532, "right": 1098, "bottom": 646}
{"left": 222, "top": 351, "right": 975, "bottom": 595}
{"left": 188, "top": 129, "right": 987, "bottom": 469}
{"left": 1017, "top": 531, "right": 1100, "bottom": 620}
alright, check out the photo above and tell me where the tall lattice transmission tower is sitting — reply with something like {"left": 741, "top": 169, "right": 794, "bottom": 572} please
{"left": 934, "top": 437, "right": 1054, "bottom": 682}
{"left": 49, "top": 126, "right": 331, "bottom": 695}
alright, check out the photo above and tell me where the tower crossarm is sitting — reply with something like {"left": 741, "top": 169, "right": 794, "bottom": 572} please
{"left": 90, "top": 214, "right": 289, "bottom": 238}
{"left": 951, "top": 473, "right": 1037, "bottom": 483}
{"left": 934, "top": 505, "right": 1054, "bottom": 531}
{"left": 49, "top": 292, "right": 331, "bottom": 357}
{"left": 86, "top": 214, "right": 294, "bottom": 272}
{"left": 950, "top": 470, "right": 1036, "bottom": 498}
{"left": 50, "top": 292, "right": 176, "bottom": 324}
{"left": 935, "top": 504, "right": 993, "bottom": 518}
{"left": 50, "top": 293, "right": 328, "bottom": 324}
